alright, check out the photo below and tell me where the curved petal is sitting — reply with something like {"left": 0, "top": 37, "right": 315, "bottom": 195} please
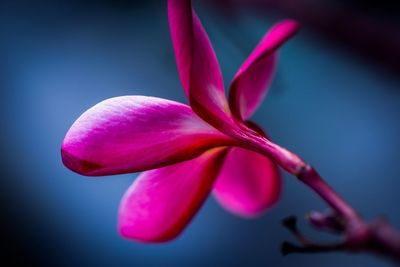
{"left": 118, "top": 148, "right": 227, "bottom": 242}
{"left": 213, "top": 147, "right": 281, "bottom": 217}
{"left": 168, "top": 0, "right": 235, "bottom": 130}
{"left": 229, "top": 20, "right": 299, "bottom": 120}
{"left": 61, "top": 96, "right": 233, "bottom": 176}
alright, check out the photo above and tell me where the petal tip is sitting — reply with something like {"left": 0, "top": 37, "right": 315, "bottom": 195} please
{"left": 213, "top": 147, "right": 282, "bottom": 219}
{"left": 281, "top": 19, "right": 300, "bottom": 29}
{"left": 276, "top": 19, "right": 300, "bottom": 38}
{"left": 214, "top": 191, "right": 281, "bottom": 219}
{"left": 117, "top": 215, "right": 179, "bottom": 243}
{"left": 61, "top": 143, "right": 102, "bottom": 176}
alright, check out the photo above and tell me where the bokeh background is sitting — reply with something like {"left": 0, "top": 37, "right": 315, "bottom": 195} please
{"left": 1, "top": 0, "right": 400, "bottom": 266}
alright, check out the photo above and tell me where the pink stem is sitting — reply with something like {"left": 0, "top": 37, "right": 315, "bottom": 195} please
{"left": 296, "top": 164, "right": 359, "bottom": 222}
{"left": 242, "top": 132, "right": 400, "bottom": 262}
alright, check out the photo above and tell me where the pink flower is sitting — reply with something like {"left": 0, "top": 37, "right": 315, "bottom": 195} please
{"left": 61, "top": 0, "right": 299, "bottom": 243}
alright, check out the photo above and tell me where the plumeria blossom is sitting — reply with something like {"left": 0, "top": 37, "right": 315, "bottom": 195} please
{"left": 61, "top": 0, "right": 299, "bottom": 242}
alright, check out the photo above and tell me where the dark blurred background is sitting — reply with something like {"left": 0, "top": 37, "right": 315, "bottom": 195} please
{"left": 1, "top": 0, "right": 400, "bottom": 266}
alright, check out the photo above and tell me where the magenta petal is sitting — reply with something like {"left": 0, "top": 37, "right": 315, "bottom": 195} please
{"left": 229, "top": 20, "right": 299, "bottom": 120}
{"left": 118, "top": 148, "right": 227, "bottom": 242}
{"left": 213, "top": 147, "right": 281, "bottom": 217}
{"left": 61, "top": 96, "right": 232, "bottom": 176}
{"left": 168, "top": 0, "right": 234, "bottom": 129}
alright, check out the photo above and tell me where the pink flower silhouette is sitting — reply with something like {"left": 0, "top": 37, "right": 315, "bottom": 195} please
{"left": 61, "top": 0, "right": 299, "bottom": 242}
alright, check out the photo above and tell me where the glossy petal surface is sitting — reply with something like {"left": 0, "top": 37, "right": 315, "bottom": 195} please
{"left": 229, "top": 20, "right": 299, "bottom": 120}
{"left": 118, "top": 149, "right": 227, "bottom": 242}
{"left": 168, "top": 0, "right": 234, "bottom": 129}
{"left": 213, "top": 147, "right": 281, "bottom": 217}
{"left": 61, "top": 96, "right": 232, "bottom": 176}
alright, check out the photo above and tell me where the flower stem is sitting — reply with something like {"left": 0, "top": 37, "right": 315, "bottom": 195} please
{"left": 246, "top": 134, "right": 400, "bottom": 262}
{"left": 296, "top": 164, "right": 359, "bottom": 222}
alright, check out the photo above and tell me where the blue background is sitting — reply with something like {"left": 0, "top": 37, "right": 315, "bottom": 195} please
{"left": 1, "top": 0, "right": 399, "bottom": 266}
